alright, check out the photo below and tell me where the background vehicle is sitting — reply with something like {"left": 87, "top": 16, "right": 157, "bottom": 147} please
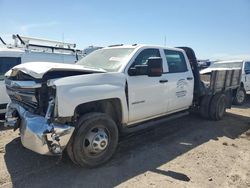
{"left": 197, "top": 59, "right": 212, "bottom": 70}
{"left": 82, "top": 45, "right": 103, "bottom": 56}
{"left": 4, "top": 45, "right": 241, "bottom": 167}
{"left": 0, "top": 34, "right": 84, "bottom": 113}
{"left": 200, "top": 60, "right": 250, "bottom": 105}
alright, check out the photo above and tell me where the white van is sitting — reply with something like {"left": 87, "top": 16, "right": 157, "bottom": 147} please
{"left": 0, "top": 35, "right": 83, "bottom": 113}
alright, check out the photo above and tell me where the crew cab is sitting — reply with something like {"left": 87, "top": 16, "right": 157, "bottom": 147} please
{"left": 4, "top": 45, "right": 241, "bottom": 167}
{"left": 200, "top": 60, "right": 250, "bottom": 105}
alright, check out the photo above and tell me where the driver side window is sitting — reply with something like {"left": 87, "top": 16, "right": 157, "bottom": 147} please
{"left": 133, "top": 48, "right": 160, "bottom": 67}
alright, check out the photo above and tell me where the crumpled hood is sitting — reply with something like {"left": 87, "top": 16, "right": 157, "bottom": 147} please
{"left": 5, "top": 62, "right": 106, "bottom": 79}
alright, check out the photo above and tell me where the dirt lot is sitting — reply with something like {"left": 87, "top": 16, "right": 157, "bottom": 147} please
{"left": 0, "top": 96, "right": 250, "bottom": 188}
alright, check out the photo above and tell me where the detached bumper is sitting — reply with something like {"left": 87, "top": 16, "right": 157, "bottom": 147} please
{"left": 5, "top": 102, "right": 75, "bottom": 155}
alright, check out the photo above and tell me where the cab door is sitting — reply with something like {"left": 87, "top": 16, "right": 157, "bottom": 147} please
{"left": 126, "top": 48, "right": 168, "bottom": 123}
{"left": 163, "top": 49, "right": 194, "bottom": 112}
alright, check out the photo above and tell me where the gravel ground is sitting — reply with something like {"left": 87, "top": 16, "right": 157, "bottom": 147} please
{"left": 0, "top": 96, "right": 249, "bottom": 188}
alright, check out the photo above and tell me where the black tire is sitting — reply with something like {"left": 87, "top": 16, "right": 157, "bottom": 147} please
{"left": 69, "top": 113, "right": 118, "bottom": 167}
{"left": 66, "top": 136, "right": 78, "bottom": 165}
{"left": 233, "top": 87, "right": 246, "bottom": 105}
{"left": 209, "top": 94, "right": 226, "bottom": 121}
{"left": 200, "top": 95, "right": 213, "bottom": 119}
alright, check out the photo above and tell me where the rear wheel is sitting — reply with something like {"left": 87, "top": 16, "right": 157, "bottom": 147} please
{"left": 209, "top": 94, "right": 226, "bottom": 120}
{"left": 68, "top": 113, "right": 118, "bottom": 167}
{"left": 200, "top": 95, "right": 213, "bottom": 119}
{"left": 233, "top": 87, "right": 246, "bottom": 105}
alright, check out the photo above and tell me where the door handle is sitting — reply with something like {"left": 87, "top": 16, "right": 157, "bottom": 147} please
{"left": 187, "top": 77, "right": 193, "bottom": 80}
{"left": 159, "top": 79, "right": 168, "bottom": 83}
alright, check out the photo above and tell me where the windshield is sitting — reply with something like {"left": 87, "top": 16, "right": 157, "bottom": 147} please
{"left": 209, "top": 62, "right": 242, "bottom": 69}
{"left": 76, "top": 48, "right": 135, "bottom": 72}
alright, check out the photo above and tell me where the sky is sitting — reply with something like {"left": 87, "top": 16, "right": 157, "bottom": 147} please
{"left": 0, "top": 0, "right": 249, "bottom": 60}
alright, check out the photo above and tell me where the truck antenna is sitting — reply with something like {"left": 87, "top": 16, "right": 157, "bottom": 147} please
{"left": 62, "top": 32, "right": 65, "bottom": 63}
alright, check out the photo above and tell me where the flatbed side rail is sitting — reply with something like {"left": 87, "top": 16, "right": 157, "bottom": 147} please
{"left": 209, "top": 69, "right": 241, "bottom": 94}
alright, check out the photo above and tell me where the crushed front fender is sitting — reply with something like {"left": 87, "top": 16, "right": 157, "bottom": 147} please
{"left": 5, "top": 102, "right": 75, "bottom": 155}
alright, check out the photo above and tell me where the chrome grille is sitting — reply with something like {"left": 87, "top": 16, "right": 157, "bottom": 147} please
{"left": 5, "top": 79, "right": 41, "bottom": 111}
{"left": 7, "top": 86, "right": 38, "bottom": 109}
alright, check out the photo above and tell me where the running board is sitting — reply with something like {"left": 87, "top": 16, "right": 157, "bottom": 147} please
{"left": 121, "top": 110, "right": 189, "bottom": 135}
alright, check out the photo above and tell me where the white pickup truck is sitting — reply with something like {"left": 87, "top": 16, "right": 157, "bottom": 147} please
{"left": 4, "top": 45, "right": 241, "bottom": 167}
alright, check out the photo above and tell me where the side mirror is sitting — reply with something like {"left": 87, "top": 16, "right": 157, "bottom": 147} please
{"left": 245, "top": 70, "right": 250, "bottom": 74}
{"left": 128, "top": 57, "right": 163, "bottom": 77}
{"left": 147, "top": 57, "right": 163, "bottom": 77}
{"left": 128, "top": 65, "right": 148, "bottom": 76}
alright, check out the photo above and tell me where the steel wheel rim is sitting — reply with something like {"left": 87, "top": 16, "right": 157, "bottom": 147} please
{"left": 83, "top": 126, "right": 109, "bottom": 156}
{"left": 236, "top": 90, "right": 245, "bottom": 103}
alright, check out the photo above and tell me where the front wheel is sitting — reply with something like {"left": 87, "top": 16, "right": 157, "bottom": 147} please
{"left": 67, "top": 113, "right": 119, "bottom": 167}
{"left": 233, "top": 87, "right": 246, "bottom": 105}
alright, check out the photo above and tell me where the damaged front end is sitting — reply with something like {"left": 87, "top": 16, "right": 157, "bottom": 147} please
{"left": 5, "top": 102, "right": 75, "bottom": 155}
{"left": 4, "top": 71, "right": 75, "bottom": 155}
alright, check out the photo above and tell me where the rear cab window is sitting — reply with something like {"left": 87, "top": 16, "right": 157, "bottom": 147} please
{"left": 164, "top": 50, "right": 187, "bottom": 73}
{"left": 0, "top": 57, "right": 21, "bottom": 80}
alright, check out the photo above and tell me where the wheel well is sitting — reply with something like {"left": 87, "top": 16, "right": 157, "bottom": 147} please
{"left": 233, "top": 82, "right": 245, "bottom": 96}
{"left": 240, "top": 82, "right": 244, "bottom": 88}
{"left": 74, "top": 98, "right": 122, "bottom": 127}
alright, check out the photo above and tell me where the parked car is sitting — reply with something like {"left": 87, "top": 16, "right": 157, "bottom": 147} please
{"left": 200, "top": 60, "right": 250, "bottom": 105}
{"left": 4, "top": 45, "right": 241, "bottom": 167}
{"left": 197, "top": 59, "right": 212, "bottom": 70}
{"left": 0, "top": 34, "right": 84, "bottom": 114}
